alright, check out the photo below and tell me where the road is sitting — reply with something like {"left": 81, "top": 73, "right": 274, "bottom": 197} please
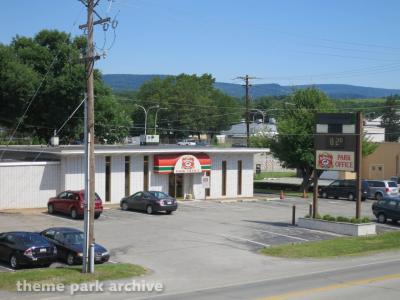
{"left": 141, "top": 258, "right": 400, "bottom": 300}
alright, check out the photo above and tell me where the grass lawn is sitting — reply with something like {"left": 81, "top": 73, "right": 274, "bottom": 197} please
{"left": 0, "top": 263, "right": 146, "bottom": 291}
{"left": 261, "top": 231, "right": 400, "bottom": 258}
{"left": 254, "top": 171, "right": 296, "bottom": 180}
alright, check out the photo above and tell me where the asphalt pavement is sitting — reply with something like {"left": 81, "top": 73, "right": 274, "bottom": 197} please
{"left": 0, "top": 196, "right": 399, "bottom": 299}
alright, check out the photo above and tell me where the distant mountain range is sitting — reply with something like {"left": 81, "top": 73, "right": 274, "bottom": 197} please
{"left": 102, "top": 74, "right": 400, "bottom": 99}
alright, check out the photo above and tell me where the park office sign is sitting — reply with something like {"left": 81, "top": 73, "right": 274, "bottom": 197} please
{"left": 315, "top": 113, "right": 357, "bottom": 172}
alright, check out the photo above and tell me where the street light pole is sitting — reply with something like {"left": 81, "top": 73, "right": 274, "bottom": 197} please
{"left": 135, "top": 104, "right": 160, "bottom": 136}
{"left": 154, "top": 107, "right": 167, "bottom": 135}
{"left": 251, "top": 109, "right": 266, "bottom": 123}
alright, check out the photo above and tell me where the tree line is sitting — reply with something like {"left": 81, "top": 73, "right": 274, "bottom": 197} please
{"left": 0, "top": 30, "right": 242, "bottom": 144}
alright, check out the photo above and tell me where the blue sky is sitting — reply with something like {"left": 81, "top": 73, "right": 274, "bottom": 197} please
{"left": 1, "top": 0, "right": 400, "bottom": 88}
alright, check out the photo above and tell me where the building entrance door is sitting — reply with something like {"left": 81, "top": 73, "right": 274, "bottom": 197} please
{"left": 169, "top": 174, "right": 184, "bottom": 198}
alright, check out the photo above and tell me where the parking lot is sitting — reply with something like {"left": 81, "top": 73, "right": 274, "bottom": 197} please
{"left": 1, "top": 196, "right": 400, "bottom": 297}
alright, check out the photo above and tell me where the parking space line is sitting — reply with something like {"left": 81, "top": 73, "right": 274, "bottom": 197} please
{"left": 253, "top": 229, "right": 310, "bottom": 242}
{"left": 0, "top": 265, "right": 14, "bottom": 272}
{"left": 295, "top": 226, "right": 345, "bottom": 237}
{"left": 218, "top": 234, "right": 270, "bottom": 247}
{"left": 42, "top": 213, "right": 78, "bottom": 224}
{"left": 108, "top": 260, "right": 118, "bottom": 264}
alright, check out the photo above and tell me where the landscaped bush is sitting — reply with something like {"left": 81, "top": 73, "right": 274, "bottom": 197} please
{"left": 304, "top": 215, "right": 371, "bottom": 224}
{"left": 361, "top": 217, "right": 371, "bottom": 223}
{"left": 336, "top": 216, "right": 351, "bottom": 223}
{"left": 323, "top": 214, "right": 336, "bottom": 221}
{"left": 350, "top": 217, "right": 362, "bottom": 224}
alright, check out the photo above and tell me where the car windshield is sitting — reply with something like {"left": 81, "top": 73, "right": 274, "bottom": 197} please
{"left": 149, "top": 191, "right": 170, "bottom": 199}
{"left": 388, "top": 182, "right": 397, "bottom": 188}
{"left": 63, "top": 232, "right": 84, "bottom": 245}
{"left": 13, "top": 233, "right": 48, "bottom": 245}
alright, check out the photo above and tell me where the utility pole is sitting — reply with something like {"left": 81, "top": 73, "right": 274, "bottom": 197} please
{"left": 79, "top": 0, "right": 110, "bottom": 274}
{"left": 235, "top": 75, "right": 260, "bottom": 147}
{"left": 355, "top": 111, "right": 363, "bottom": 219}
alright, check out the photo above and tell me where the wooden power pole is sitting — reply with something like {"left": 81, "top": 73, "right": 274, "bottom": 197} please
{"left": 235, "top": 75, "right": 259, "bottom": 147}
{"left": 79, "top": 0, "right": 110, "bottom": 274}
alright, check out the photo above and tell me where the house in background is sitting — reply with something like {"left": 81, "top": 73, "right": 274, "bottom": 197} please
{"left": 221, "top": 118, "right": 277, "bottom": 146}
{"left": 364, "top": 116, "right": 385, "bottom": 142}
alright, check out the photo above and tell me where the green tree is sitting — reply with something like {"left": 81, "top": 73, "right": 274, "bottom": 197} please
{"left": 268, "top": 88, "right": 377, "bottom": 190}
{"left": 134, "top": 74, "right": 241, "bottom": 140}
{"left": 381, "top": 95, "right": 400, "bottom": 142}
{"left": 0, "top": 30, "right": 131, "bottom": 144}
{"left": 269, "top": 88, "right": 336, "bottom": 190}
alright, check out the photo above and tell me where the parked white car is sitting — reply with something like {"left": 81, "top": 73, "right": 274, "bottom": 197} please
{"left": 177, "top": 139, "right": 197, "bottom": 146}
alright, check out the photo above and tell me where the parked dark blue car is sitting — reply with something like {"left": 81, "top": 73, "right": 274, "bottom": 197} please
{"left": 40, "top": 227, "right": 109, "bottom": 265}
{"left": 0, "top": 232, "right": 57, "bottom": 269}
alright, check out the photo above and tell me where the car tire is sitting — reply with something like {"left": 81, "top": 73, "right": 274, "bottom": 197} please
{"left": 146, "top": 205, "right": 153, "bottom": 215}
{"left": 121, "top": 202, "right": 128, "bottom": 211}
{"left": 375, "top": 193, "right": 383, "bottom": 201}
{"left": 348, "top": 193, "right": 355, "bottom": 201}
{"left": 9, "top": 254, "right": 19, "bottom": 269}
{"left": 70, "top": 209, "right": 78, "bottom": 220}
{"left": 166, "top": 211, "right": 172, "bottom": 215}
{"left": 48, "top": 204, "right": 54, "bottom": 214}
{"left": 321, "top": 192, "right": 328, "bottom": 199}
{"left": 66, "top": 253, "right": 75, "bottom": 265}
{"left": 377, "top": 213, "right": 387, "bottom": 224}
{"left": 94, "top": 213, "right": 100, "bottom": 219}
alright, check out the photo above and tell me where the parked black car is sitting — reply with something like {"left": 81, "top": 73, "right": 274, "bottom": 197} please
{"left": 372, "top": 197, "right": 400, "bottom": 224}
{"left": 0, "top": 232, "right": 57, "bottom": 269}
{"left": 40, "top": 227, "right": 109, "bottom": 265}
{"left": 318, "top": 180, "right": 368, "bottom": 201}
{"left": 120, "top": 191, "right": 178, "bottom": 214}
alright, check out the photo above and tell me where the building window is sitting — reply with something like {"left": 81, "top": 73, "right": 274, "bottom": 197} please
{"left": 105, "top": 156, "right": 111, "bottom": 202}
{"left": 205, "top": 171, "right": 211, "bottom": 197}
{"left": 237, "top": 160, "right": 242, "bottom": 195}
{"left": 143, "top": 155, "right": 149, "bottom": 191}
{"left": 125, "top": 156, "right": 130, "bottom": 196}
{"left": 222, "top": 160, "right": 227, "bottom": 196}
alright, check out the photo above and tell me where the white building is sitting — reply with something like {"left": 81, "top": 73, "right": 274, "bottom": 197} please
{"left": 0, "top": 145, "right": 266, "bottom": 209}
{"left": 364, "top": 116, "right": 385, "bottom": 142}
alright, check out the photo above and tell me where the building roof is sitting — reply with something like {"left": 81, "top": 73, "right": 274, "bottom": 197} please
{"left": 0, "top": 145, "right": 269, "bottom": 161}
{"left": 221, "top": 121, "right": 277, "bottom": 137}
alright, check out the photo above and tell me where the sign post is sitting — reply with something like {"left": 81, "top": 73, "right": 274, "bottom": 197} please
{"left": 202, "top": 175, "right": 210, "bottom": 200}
{"left": 314, "top": 113, "right": 361, "bottom": 218}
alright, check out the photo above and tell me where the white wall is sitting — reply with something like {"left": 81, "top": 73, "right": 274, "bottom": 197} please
{"left": 0, "top": 162, "right": 60, "bottom": 209}
{"left": 130, "top": 154, "right": 144, "bottom": 194}
{"left": 207, "top": 153, "right": 253, "bottom": 198}
{"left": 110, "top": 156, "right": 125, "bottom": 203}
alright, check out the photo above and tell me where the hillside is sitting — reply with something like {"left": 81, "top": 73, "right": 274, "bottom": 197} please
{"left": 102, "top": 74, "right": 400, "bottom": 99}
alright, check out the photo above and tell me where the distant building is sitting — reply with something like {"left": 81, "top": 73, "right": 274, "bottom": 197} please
{"left": 221, "top": 119, "right": 277, "bottom": 146}
{"left": 364, "top": 116, "right": 385, "bottom": 142}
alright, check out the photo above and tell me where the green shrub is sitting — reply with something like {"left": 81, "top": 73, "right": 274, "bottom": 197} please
{"left": 361, "top": 217, "right": 371, "bottom": 223}
{"left": 350, "top": 217, "right": 362, "bottom": 224}
{"left": 336, "top": 216, "right": 350, "bottom": 223}
{"left": 323, "top": 214, "right": 336, "bottom": 221}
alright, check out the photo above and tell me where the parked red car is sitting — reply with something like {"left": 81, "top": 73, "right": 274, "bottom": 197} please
{"left": 47, "top": 190, "right": 103, "bottom": 219}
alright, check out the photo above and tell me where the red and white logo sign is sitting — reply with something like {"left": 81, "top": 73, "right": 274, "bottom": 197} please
{"left": 174, "top": 155, "right": 202, "bottom": 173}
{"left": 318, "top": 152, "right": 333, "bottom": 169}
{"left": 316, "top": 150, "right": 355, "bottom": 171}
